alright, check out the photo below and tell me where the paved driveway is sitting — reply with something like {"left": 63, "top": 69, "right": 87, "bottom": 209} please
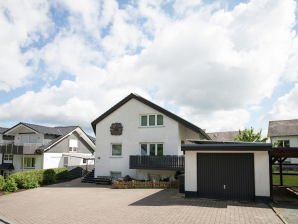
{"left": 0, "top": 179, "right": 282, "bottom": 224}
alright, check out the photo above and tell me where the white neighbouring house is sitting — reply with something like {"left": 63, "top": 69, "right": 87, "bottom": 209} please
{"left": 91, "top": 93, "right": 210, "bottom": 181}
{"left": 268, "top": 119, "right": 298, "bottom": 164}
{"left": 0, "top": 123, "right": 95, "bottom": 177}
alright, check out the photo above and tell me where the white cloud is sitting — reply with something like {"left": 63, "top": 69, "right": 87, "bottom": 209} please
{"left": 0, "top": 0, "right": 52, "bottom": 91}
{"left": 266, "top": 84, "right": 298, "bottom": 121}
{"left": 1, "top": 0, "right": 298, "bottom": 132}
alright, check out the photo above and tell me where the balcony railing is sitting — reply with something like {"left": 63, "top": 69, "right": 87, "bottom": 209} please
{"left": 0, "top": 143, "right": 43, "bottom": 155}
{"left": 129, "top": 155, "right": 184, "bottom": 170}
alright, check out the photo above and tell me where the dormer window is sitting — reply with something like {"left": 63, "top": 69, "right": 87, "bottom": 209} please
{"left": 140, "top": 114, "right": 163, "bottom": 127}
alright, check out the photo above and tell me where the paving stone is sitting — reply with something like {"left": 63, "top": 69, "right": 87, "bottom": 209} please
{"left": 0, "top": 179, "right": 282, "bottom": 224}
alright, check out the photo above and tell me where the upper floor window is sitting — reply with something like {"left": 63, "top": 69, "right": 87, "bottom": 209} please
{"left": 140, "top": 114, "right": 163, "bottom": 127}
{"left": 112, "top": 144, "right": 122, "bottom": 156}
{"left": 277, "top": 140, "right": 290, "bottom": 148}
{"left": 140, "top": 143, "right": 163, "bottom": 156}
{"left": 69, "top": 139, "right": 78, "bottom": 152}
{"left": 3, "top": 154, "right": 13, "bottom": 161}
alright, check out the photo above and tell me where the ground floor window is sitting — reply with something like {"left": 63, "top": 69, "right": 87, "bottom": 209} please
{"left": 111, "top": 172, "right": 121, "bottom": 181}
{"left": 24, "top": 158, "right": 36, "bottom": 168}
{"left": 140, "top": 143, "right": 163, "bottom": 156}
{"left": 82, "top": 158, "right": 87, "bottom": 164}
{"left": 112, "top": 144, "right": 122, "bottom": 156}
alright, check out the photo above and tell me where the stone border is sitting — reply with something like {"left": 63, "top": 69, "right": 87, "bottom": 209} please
{"left": 269, "top": 203, "right": 288, "bottom": 224}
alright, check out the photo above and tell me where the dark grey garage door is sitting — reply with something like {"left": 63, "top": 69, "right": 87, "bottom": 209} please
{"left": 197, "top": 153, "right": 255, "bottom": 201}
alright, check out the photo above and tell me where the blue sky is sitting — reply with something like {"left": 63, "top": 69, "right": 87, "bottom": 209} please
{"left": 0, "top": 0, "right": 298, "bottom": 136}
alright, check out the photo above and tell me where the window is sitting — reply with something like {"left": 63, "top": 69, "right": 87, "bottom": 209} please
{"left": 277, "top": 140, "right": 290, "bottom": 148}
{"left": 140, "top": 143, "right": 163, "bottom": 156}
{"left": 64, "top": 157, "right": 69, "bottom": 167}
{"left": 82, "top": 158, "right": 87, "bottom": 164}
{"left": 24, "top": 158, "right": 35, "bottom": 168}
{"left": 140, "top": 114, "right": 163, "bottom": 127}
{"left": 111, "top": 172, "right": 121, "bottom": 181}
{"left": 150, "top": 144, "right": 156, "bottom": 156}
{"left": 69, "top": 139, "right": 78, "bottom": 152}
{"left": 112, "top": 144, "right": 122, "bottom": 156}
{"left": 3, "top": 154, "right": 13, "bottom": 161}
{"left": 141, "top": 144, "right": 147, "bottom": 155}
{"left": 157, "top": 144, "right": 163, "bottom": 156}
{"left": 157, "top": 115, "right": 163, "bottom": 125}
{"left": 141, "top": 115, "right": 147, "bottom": 126}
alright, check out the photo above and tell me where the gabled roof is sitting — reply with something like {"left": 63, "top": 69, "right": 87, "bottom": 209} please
{"left": 91, "top": 93, "right": 210, "bottom": 139}
{"left": 207, "top": 131, "right": 239, "bottom": 141}
{"left": 4, "top": 122, "right": 63, "bottom": 135}
{"left": 268, "top": 119, "right": 298, "bottom": 137}
{"left": 0, "top": 127, "right": 8, "bottom": 134}
{"left": 3, "top": 122, "right": 95, "bottom": 153}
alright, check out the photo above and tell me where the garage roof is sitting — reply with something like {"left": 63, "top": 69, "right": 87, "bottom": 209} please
{"left": 182, "top": 140, "right": 272, "bottom": 151}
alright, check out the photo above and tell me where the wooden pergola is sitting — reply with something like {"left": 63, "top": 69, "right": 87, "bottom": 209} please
{"left": 269, "top": 147, "right": 298, "bottom": 186}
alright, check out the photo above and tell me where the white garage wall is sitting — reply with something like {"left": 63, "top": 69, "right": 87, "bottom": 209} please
{"left": 185, "top": 150, "right": 270, "bottom": 197}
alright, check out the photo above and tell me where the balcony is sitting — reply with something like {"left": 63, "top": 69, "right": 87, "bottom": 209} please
{"left": 0, "top": 143, "right": 44, "bottom": 155}
{"left": 129, "top": 155, "right": 184, "bottom": 171}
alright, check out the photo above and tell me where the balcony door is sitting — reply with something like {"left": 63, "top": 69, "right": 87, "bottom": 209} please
{"left": 140, "top": 143, "right": 163, "bottom": 156}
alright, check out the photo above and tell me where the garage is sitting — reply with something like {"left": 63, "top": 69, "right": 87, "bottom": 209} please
{"left": 197, "top": 153, "right": 254, "bottom": 201}
{"left": 182, "top": 140, "right": 272, "bottom": 203}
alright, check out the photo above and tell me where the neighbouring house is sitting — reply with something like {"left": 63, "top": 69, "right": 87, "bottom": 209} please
{"left": 207, "top": 131, "right": 239, "bottom": 141}
{"left": 0, "top": 122, "right": 95, "bottom": 177}
{"left": 182, "top": 140, "right": 272, "bottom": 202}
{"left": 268, "top": 119, "right": 298, "bottom": 163}
{"left": 91, "top": 93, "right": 210, "bottom": 181}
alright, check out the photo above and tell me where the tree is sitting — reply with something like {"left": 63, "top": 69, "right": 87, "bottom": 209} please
{"left": 234, "top": 127, "right": 268, "bottom": 142}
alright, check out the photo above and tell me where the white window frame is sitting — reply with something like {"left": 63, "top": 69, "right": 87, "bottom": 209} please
{"left": 3, "top": 154, "right": 13, "bottom": 161}
{"left": 277, "top": 139, "right": 290, "bottom": 148}
{"left": 69, "top": 139, "right": 78, "bottom": 152}
{"left": 24, "top": 157, "right": 36, "bottom": 169}
{"left": 139, "top": 114, "right": 164, "bottom": 127}
{"left": 111, "top": 143, "right": 122, "bottom": 157}
{"left": 110, "top": 171, "right": 122, "bottom": 181}
{"left": 139, "top": 143, "right": 164, "bottom": 156}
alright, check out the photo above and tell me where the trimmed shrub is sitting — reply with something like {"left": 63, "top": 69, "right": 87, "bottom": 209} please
{"left": 54, "top": 168, "right": 68, "bottom": 181}
{"left": 43, "top": 169, "right": 56, "bottom": 184}
{"left": 0, "top": 175, "right": 5, "bottom": 190}
{"left": 3, "top": 177, "right": 18, "bottom": 192}
{"left": 22, "top": 176, "right": 40, "bottom": 189}
{"left": 9, "top": 167, "right": 69, "bottom": 189}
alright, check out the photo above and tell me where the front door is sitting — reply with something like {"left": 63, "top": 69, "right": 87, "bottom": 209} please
{"left": 197, "top": 153, "right": 255, "bottom": 201}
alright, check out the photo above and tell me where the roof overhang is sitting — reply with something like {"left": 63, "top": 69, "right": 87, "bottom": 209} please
{"left": 91, "top": 93, "right": 211, "bottom": 139}
{"left": 4, "top": 123, "right": 38, "bottom": 135}
{"left": 182, "top": 141, "right": 272, "bottom": 151}
{"left": 43, "top": 127, "right": 95, "bottom": 153}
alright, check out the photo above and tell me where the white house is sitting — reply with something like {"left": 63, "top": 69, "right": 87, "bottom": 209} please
{"left": 91, "top": 93, "right": 210, "bottom": 181}
{"left": 268, "top": 119, "right": 298, "bottom": 163}
{"left": 182, "top": 140, "right": 272, "bottom": 203}
{"left": 0, "top": 123, "right": 95, "bottom": 177}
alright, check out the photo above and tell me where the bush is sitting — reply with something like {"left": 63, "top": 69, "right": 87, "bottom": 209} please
{"left": 0, "top": 175, "right": 5, "bottom": 190}
{"left": 9, "top": 168, "right": 69, "bottom": 189}
{"left": 22, "top": 176, "right": 40, "bottom": 189}
{"left": 44, "top": 169, "right": 57, "bottom": 184}
{"left": 3, "top": 177, "right": 18, "bottom": 192}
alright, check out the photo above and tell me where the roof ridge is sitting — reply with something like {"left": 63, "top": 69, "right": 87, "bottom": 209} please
{"left": 269, "top": 119, "right": 298, "bottom": 122}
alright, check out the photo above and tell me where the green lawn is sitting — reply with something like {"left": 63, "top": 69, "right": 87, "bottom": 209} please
{"left": 272, "top": 171, "right": 298, "bottom": 186}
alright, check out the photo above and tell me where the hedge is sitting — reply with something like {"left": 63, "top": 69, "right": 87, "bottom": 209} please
{"left": 9, "top": 168, "right": 68, "bottom": 189}
{"left": 3, "top": 177, "right": 18, "bottom": 192}
{"left": 0, "top": 175, "right": 4, "bottom": 190}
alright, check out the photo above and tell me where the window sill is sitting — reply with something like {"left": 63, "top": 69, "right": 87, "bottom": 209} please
{"left": 24, "top": 167, "right": 35, "bottom": 169}
{"left": 138, "top": 125, "right": 164, "bottom": 128}
{"left": 109, "top": 156, "right": 123, "bottom": 158}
